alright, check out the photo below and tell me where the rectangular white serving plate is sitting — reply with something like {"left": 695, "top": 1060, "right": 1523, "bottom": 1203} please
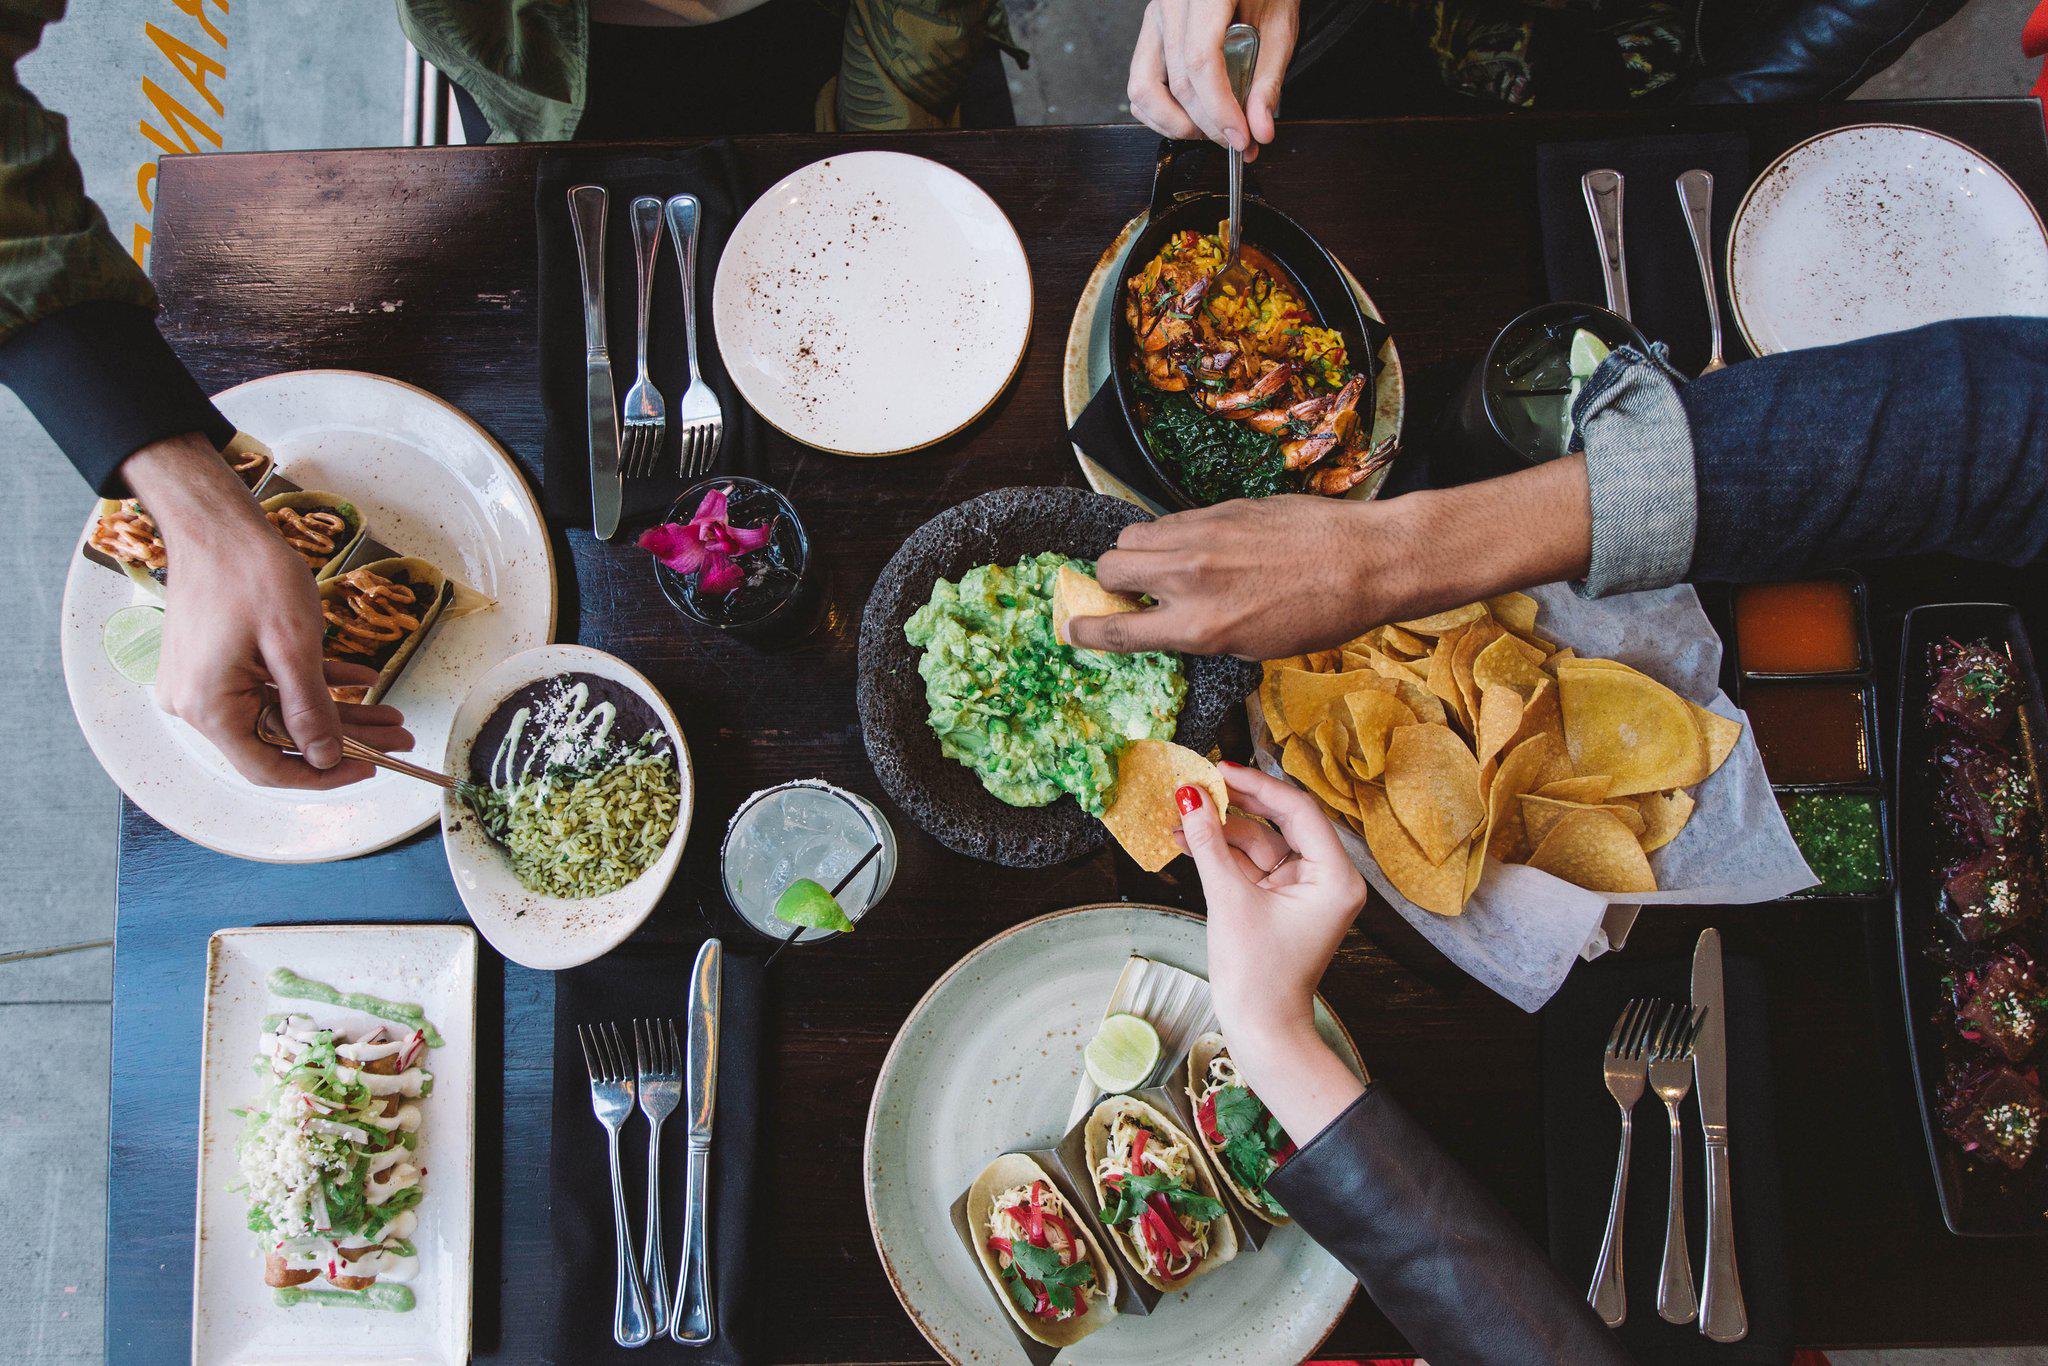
{"left": 193, "top": 925, "right": 478, "bottom": 1365}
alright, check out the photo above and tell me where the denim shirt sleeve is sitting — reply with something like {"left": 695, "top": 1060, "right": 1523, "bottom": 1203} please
{"left": 1570, "top": 345, "right": 1698, "bottom": 596}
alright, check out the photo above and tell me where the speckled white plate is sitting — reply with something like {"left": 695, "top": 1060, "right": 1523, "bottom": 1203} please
{"left": 1063, "top": 212, "right": 1404, "bottom": 511}
{"left": 440, "top": 644, "right": 693, "bottom": 971}
{"left": 194, "top": 924, "right": 476, "bottom": 1365}
{"left": 712, "top": 150, "right": 1032, "bottom": 455}
{"left": 59, "top": 371, "right": 556, "bottom": 862}
{"left": 1728, "top": 123, "right": 2048, "bottom": 356}
{"left": 865, "top": 904, "right": 1363, "bottom": 1365}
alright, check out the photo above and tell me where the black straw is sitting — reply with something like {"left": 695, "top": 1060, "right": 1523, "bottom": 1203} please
{"left": 763, "top": 840, "right": 883, "bottom": 968}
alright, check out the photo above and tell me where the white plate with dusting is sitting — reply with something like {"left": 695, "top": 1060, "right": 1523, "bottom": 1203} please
{"left": 59, "top": 370, "right": 556, "bottom": 863}
{"left": 1728, "top": 123, "right": 2048, "bottom": 356}
{"left": 865, "top": 904, "right": 1363, "bottom": 1365}
{"left": 712, "top": 150, "right": 1032, "bottom": 456}
{"left": 193, "top": 924, "right": 476, "bottom": 1365}
{"left": 440, "top": 644, "right": 693, "bottom": 971}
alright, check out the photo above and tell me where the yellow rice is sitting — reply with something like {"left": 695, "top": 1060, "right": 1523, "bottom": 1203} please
{"left": 1131, "top": 224, "right": 1350, "bottom": 388}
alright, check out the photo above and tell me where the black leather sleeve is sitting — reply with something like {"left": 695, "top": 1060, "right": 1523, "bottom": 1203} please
{"left": 1266, "top": 1084, "right": 1631, "bottom": 1366}
{"left": 1684, "top": 0, "right": 1969, "bottom": 103}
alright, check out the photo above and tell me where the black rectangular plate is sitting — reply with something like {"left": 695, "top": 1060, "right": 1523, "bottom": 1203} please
{"left": 1894, "top": 602, "right": 2048, "bottom": 1237}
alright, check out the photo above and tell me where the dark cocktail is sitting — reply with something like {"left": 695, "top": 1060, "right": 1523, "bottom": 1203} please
{"left": 643, "top": 476, "right": 820, "bottom": 646}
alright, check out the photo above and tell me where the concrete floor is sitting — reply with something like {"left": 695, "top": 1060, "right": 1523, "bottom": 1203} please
{"left": 1, "top": 0, "right": 2040, "bottom": 1360}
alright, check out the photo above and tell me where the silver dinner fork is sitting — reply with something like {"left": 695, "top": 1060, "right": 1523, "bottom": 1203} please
{"left": 579, "top": 1022, "right": 655, "bottom": 1347}
{"left": 635, "top": 1018, "right": 683, "bottom": 1334}
{"left": 664, "top": 193, "right": 724, "bottom": 478}
{"left": 1590, "top": 997, "right": 1666, "bottom": 1328}
{"left": 1649, "top": 1004, "right": 1708, "bottom": 1325}
{"left": 621, "top": 196, "right": 668, "bottom": 478}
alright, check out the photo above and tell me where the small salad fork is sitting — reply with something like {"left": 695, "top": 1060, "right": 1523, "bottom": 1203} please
{"left": 635, "top": 1018, "right": 683, "bottom": 1334}
{"left": 621, "top": 195, "right": 668, "bottom": 478}
{"left": 664, "top": 194, "right": 724, "bottom": 478}
{"left": 1649, "top": 1004, "right": 1708, "bottom": 1325}
{"left": 1590, "top": 997, "right": 1665, "bottom": 1327}
{"left": 579, "top": 1022, "right": 654, "bottom": 1347}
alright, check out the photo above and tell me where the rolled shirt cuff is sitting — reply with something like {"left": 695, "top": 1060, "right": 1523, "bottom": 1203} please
{"left": 1570, "top": 345, "right": 1697, "bottom": 597}
{"left": 0, "top": 300, "right": 235, "bottom": 496}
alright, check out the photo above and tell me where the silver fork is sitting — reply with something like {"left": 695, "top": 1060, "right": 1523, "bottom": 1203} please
{"left": 635, "top": 1019, "right": 683, "bottom": 1334}
{"left": 621, "top": 196, "right": 667, "bottom": 478}
{"left": 578, "top": 1022, "right": 655, "bottom": 1348}
{"left": 664, "top": 194, "right": 724, "bottom": 478}
{"left": 1590, "top": 997, "right": 1665, "bottom": 1327}
{"left": 1649, "top": 1005, "right": 1708, "bottom": 1325}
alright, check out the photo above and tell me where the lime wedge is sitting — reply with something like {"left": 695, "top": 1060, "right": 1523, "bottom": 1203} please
{"left": 1084, "top": 1012, "right": 1161, "bottom": 1094}
{"left": 773, "top": 877, "right": 855, "bottom": 933}
{"left": 1568, "top": 329, "right": 1611, "bottom": 381}
{"left": 102, "top": 605, "right": 165, "bottom": 685}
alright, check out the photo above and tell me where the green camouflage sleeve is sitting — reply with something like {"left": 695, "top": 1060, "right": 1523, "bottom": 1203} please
{"left": 833, "top": 0, "right": 1023, "bottom": 131}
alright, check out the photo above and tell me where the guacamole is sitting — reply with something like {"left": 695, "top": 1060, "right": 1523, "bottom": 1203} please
{"left": 903, "top": 552, "right": 1186, "bottom": 816}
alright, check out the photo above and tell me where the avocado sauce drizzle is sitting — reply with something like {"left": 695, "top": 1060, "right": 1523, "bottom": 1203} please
{"left": 265, "top": 968, "right": 444, "bottom": 1049}
{"left": 273, "top": 1282, "right": 416, "bottom": 1312}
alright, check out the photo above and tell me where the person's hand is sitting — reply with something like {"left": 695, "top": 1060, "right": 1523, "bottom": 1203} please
{"left": 1127, "top": 0, "right": 1297, "bottom": 160}
{"left": 1177, "top": 761, "right": 1368, "bottom": 1139}
{"left": 1065, "top": 456, "right": 1595, "bottom": 659}
{"left": 122, "top": 434, "right": 412, "bottom": 789}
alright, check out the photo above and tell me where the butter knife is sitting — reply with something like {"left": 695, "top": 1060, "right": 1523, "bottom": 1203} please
{"left": 1691, "top": 928, "right": 1748, "bottom": 1343}
{"left": 567, "top": 184, "right": 623, "bottom": 541}
{"left": 670, "top": 938, "right": 722, "bottom": 1344}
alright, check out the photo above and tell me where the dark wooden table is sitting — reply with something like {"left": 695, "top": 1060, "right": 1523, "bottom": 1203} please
{"left": 111, "top": 101, "right": 2048, "bottom": 1362}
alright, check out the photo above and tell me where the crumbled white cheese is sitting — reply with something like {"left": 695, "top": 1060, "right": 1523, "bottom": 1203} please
{"left": 238, "top": 1100, "right": 349, "bottom": 1236}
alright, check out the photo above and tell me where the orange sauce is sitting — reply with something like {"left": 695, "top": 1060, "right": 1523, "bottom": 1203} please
{"left": 1734, "top": 580, "right": 1861, "bottom": 675}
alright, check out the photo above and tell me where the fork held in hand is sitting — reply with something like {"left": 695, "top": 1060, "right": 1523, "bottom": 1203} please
{"left": 664, "top": 194, "right": 725, "bottom": 479}
{"left": 1649, "top": 1005, "right": 1708, "bottom": 1324}
{"left": 579, "top": 1022, "right": 655, "bottom": 1348}
{"left": 635, "top": 1019, "right": 683, "bottom": 1335}
{"left": 1590, "top": 997, "right": 1665, "bottom": 1327}
{"left": 621, "top": 195, "right": 668, "bottom": 478}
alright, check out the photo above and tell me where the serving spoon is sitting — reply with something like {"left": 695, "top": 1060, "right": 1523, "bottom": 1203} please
{"left": 1215, "top": 23, "right": 1261, "bottom": 295}
{"left": 254, "top": 701, "right": 506, "bottom": 837}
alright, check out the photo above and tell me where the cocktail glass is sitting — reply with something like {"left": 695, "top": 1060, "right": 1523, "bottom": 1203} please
{"left": 718, "top": 779, "right": 897, "bottom": 947}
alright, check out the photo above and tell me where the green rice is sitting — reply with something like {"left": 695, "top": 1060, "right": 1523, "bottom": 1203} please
{"left": 478, "top": 752, "right": 680, "bottom": 899}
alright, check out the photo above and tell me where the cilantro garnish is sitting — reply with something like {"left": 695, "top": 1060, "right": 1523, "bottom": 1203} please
{"left": 1000, "top": 1240, "right": 1094, "bottom": 1315}
{"left": 1099, "top": 1171, "right": 1224, "bottom": 1227}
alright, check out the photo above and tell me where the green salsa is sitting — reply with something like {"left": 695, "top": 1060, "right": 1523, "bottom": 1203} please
{"left": 1780, "top": 792, "right": 1887, "bottom": 895}
{"left": 904, "top": 552, "right": 1186, "bottom": 816}
{"left": 267, "top": 967, "right": 444, "bottom": 1047}
{"left": 1138, "top": 383, "right": 1300, "bottom": 505}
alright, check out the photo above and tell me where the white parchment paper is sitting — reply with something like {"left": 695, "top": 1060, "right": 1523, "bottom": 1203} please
{"left": 1252, "top": 582, "right": 1815, "bottom": 1011}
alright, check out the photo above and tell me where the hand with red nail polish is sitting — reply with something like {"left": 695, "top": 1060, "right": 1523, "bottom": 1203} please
{"left": 1175, "top": 783, "right": 1204, "bottom": 814}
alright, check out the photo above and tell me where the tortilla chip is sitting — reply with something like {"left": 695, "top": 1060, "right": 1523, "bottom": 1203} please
{"left": 1101, "top": 740, "right": 1228, "bottom": 873}
{"left": 1690, "top": 701, "right": 1742, "bottom": 778}
{"left": 1449, "top": 619, "right": 1504, "bottom": 729}
{"left": 1052, "top": 565, "right": 1141, "bottom": 646}
{"left": 1385, "top": 724, "right": 1486, "bottom": 865}
{"left": 1625, "top": 788, "right": 1697, "bottom": 851}
{"left": 1340, "top": 689, "right": 1414, "bottom": 782}
{"left": 1535, "top": 774, "right": 1614, "bottom": 804}
{"left": 1475, "top": 684, "right": 1525, "bottom": 767}
{"left": 1275, "top": 667, "right": 1379, "bottom": 737}
{"left": 1473, "top": 633, "right": 1550, "bottom": 699}
{"left": 1506, "top": 677, "right": 1565, "bottom": 755}
{"left": 1556, "top": 660, "right": 1708, "bottom": 797}
{"left": 1283, "top": 735, "right": 1359, "bottom": 820}
{"left": 1486, "top": 732, "right": 1570, "bottom": 861}
{"left": 1302, "top": 649, "right": 1343, "bottom": 673}
{"left": 1519, "top": 794, "right": 1647, "bottom": 849}
{"left": 1526, "top": 808, "right": 1658, "bottom": 894}
{"left": 1397, "top": 603, "right": 1489, "bottom": 634}
{"left": 1357, "top": 782, "right": 1470, "bottom": 916}
{"left": 1464, "top": 836, "right": 1488, "bottom": 900}
{"left": 1424, "top": 640, "right": 1469, "bottom": 733}
{"left": 1311, "top": 718, "right": 1354, "bottom": 797}
{"left": 1380, "top": 624, "right": 1431, "bottom": 657}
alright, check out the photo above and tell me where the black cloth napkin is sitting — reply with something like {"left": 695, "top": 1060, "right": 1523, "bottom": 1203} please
{"left": 1536, "top": 134, "right": 1751, "bottom": 377}
{"left": 1542, "top": 952, "right": 1791, "bottom": 1364}
{"left": 535, "top": 142, "right": 764, "bottom": 529}
{"left": 549, "top": 944, "right": 762, "bottom": 1363}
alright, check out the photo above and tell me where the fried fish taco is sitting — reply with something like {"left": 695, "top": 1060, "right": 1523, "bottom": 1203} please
{"left": 1186, "top": 1033, "right": 1295, "bottom": 1226}
{"left": 1085, "top": 1094, "right": 1236, "bottom": 1290}
{"left": 967, "top": 1154, "right": 1117, "bottom": 1347}
{"left": 260, "top": 491, "right": 367, "bottom": 580}
{"left": 319, "top": 556, "right": 450, "bottom": 704}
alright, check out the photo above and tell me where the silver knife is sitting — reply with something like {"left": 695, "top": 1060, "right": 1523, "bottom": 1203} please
{"left": 1691, "top": 928, "right": 1747, "bottom": 1343}
{"left": 670, "top": 938, "right": 722, "bottom": 1344}
{"left": 567, "top": 184, "right": 623, "bottom": 541}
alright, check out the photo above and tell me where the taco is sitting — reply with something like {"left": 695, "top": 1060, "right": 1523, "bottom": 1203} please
{"left": 1186, "top": 1033, "right": 1295, "bottom": 1226}
{"left": 88, "top": 440, "right": 279, "bottom": 593}
{"left": 1084, "top": 1094, "right": 1236, "bottom": 1291}
{"left": 261, "top": 491, "right": 367, "bottom": 580}
{"left": 222, "top": 433, "right": 275, "bottom": 491}
{"left": 319, "top": 556, "right": 450, "bottom": 704}
{"left": 966, "top": 1154, "right": 1117, "bottom": 1347}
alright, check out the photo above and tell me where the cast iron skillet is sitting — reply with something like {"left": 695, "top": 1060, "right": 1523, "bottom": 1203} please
{"left": 1110, "top": 141, "right": 1387, "bottom": 511}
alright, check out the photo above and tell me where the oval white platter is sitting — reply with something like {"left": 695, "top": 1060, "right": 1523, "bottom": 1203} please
{"left": 865, "top": 903, "right": 1363, "bottom": 1365}
{"left": 440, "top": 644, "right": 693, "bottom": 971}
{"left": 1728, "top": 123, "right": 2048, "bottom": 356}
{"left": 59, "top": 370, "right": 556, "bottom": 863}
{"left": 712, "top": 149, "right": 1033, "bottom": 456}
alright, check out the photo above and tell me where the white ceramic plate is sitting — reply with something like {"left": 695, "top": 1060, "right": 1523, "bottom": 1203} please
{"left": 865, "top": 904, "right": 1363, "bottom": 1365}
{"left": 193, "top": 924, "right": 477, "bottom": 1366}
{"left": 440, "top": 644, "right": 693, "bottom": 970}
{"left": 712, "top": 150, "right": 1033, "bottom": 455}
{"left": 1728, "top": 123, "right": 2048, "bottom": 356}
{"left": 1063, "top": 212, "right": 1405, "bottom": 511}
{"left": 59, "top": 371, "right": 556, "bottom": 862}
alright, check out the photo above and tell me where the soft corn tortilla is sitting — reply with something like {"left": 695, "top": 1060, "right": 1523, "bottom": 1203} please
{"left": 1084, "top": 1095, "right": 1239, "bottom": 1292}
{"left": 1186, "top": 1032, "right": 1292, "bottom": 1228}
{"left": 967, "top": 1153, "right": 1119, "bottom": 1347}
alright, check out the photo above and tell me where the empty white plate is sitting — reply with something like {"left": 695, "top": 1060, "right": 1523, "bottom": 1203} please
{"left": 440, "top": 644, "right": 692, "bottom": 970}
{"left": 1728, "top": 123, "right": 2048, "bottom": 356}
{"left": 713, "top": 150, "right": 1032, "bottom": 456}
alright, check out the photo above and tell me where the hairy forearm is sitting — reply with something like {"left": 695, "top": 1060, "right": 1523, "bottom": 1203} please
{"left": 121, "top": 432, "right": 266, "bottom": 542}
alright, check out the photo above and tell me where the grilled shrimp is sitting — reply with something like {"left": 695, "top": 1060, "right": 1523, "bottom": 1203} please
{"left": 1279, "top": 374, "right": 1366, "bottom": 470}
